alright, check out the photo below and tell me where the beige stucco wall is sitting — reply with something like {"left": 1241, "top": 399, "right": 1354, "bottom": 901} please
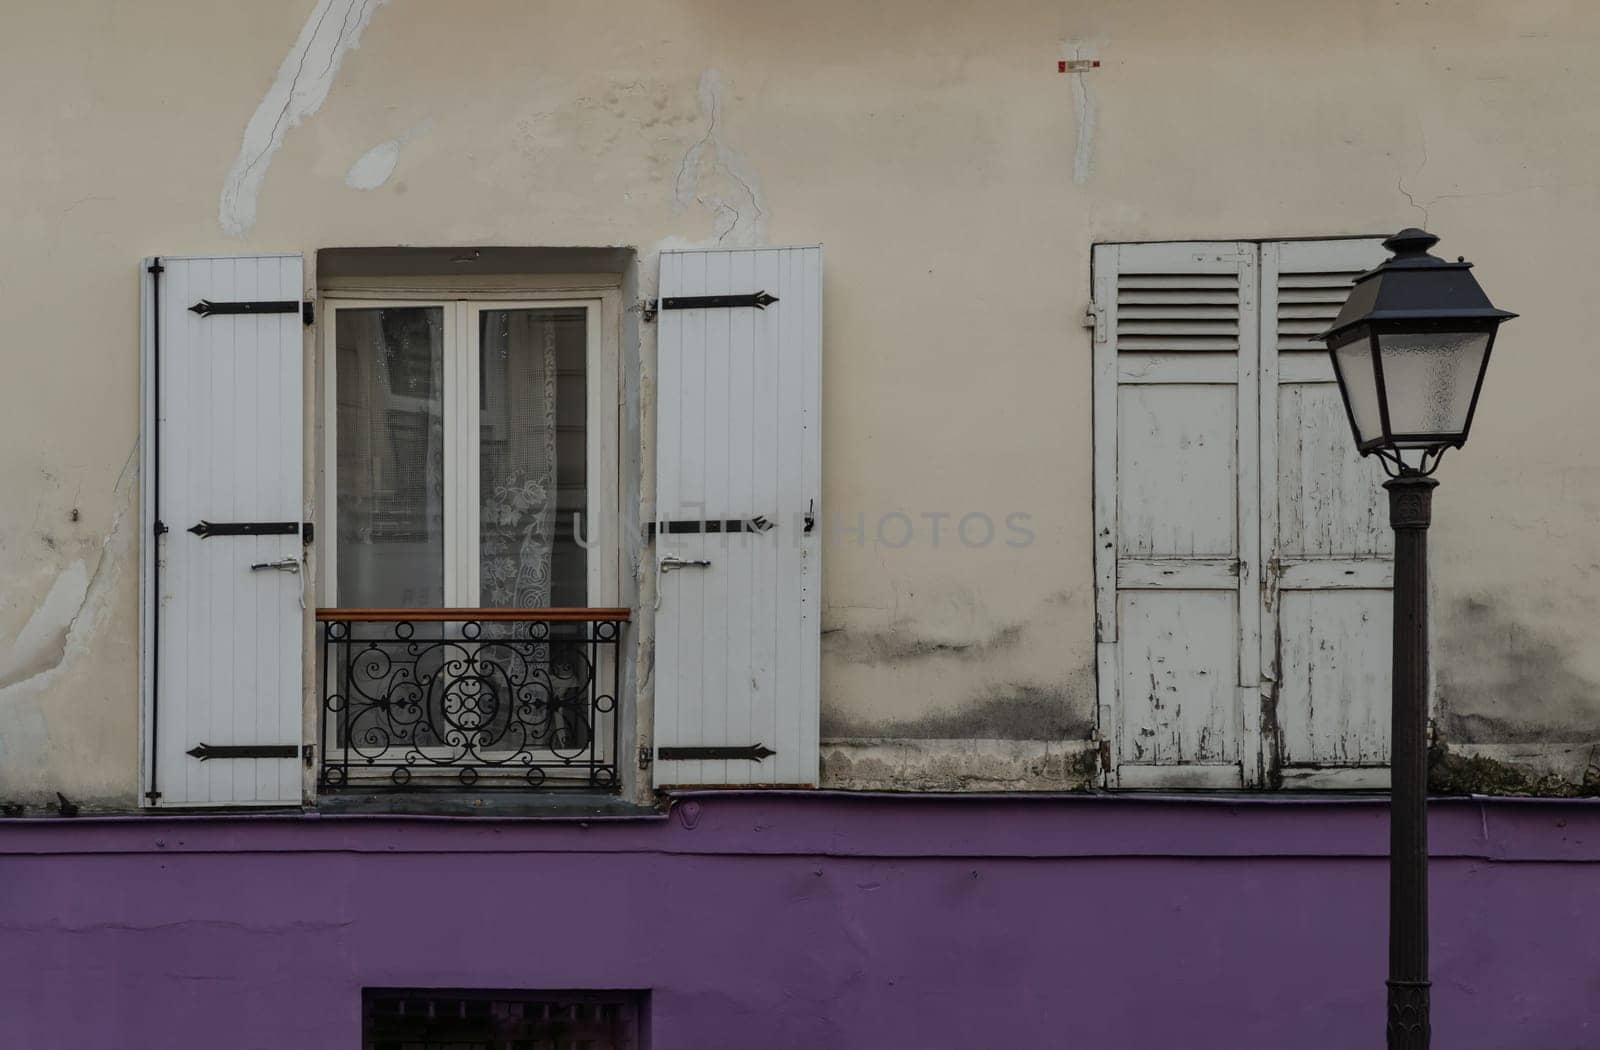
{"left": 2, "top": 0, "right": 1596, "bottom": 807}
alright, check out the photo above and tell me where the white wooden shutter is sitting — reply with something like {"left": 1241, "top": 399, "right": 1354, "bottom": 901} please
{"left": 653, "top": 247, "right": 821, "bottom": 786}
{"left": 1260, "top": 239, "right": 1392, "bottom": 789}
{"left": 1093, "top": 242, "right": 1259, "bottom": 789}
{"left": 140, "top": 255, "right": 306, "bottom": 807}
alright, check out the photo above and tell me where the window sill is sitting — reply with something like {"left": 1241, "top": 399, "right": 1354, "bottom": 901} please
{"left": 314, "top": 790, "right": 659, "bottom": 818}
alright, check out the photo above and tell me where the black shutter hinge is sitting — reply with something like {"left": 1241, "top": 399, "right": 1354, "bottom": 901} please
{"left": 660, "top": 291, "right": 779, "bottom": 311}
{"left": 658, "top": 743, "right": 776, "bottom": 762}
{"left": 637, "top": 299, "right": 658, "bottom": 323}
{"left": 153, "top": 519, "right": 169, "bottom": 536}
{"left": 186, "top": 743, "right": 300, "bottom": 761}
{"left": 188, "top": 299, "right": 300, "bottom": 318}
{"left": 147, "top": 262, "right": 164, "bottom": 275}
{"left": 638, "top": 744, "right": 653, "bottom": 770}
{"left": 647, "top": 516, "right": 774, "bottom": 538}
{"left": 187, "top": 520, "right": 308, "bottom": 539}
{"left": 303, "top": 302, "right": 314, "bottom": 326}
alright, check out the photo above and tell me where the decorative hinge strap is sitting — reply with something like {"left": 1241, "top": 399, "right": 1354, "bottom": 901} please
{"left": 186, "top": 743, "right": 299, "bottom": 761}
{"left": 189, "top": 299, "right": 299, "bottom": 317}
{"left": 187, "top": 299, "right": 313, "bottom": 326}
{"left": 648, "top": 516, "right": 774, "bottom": 538}
{"left": 187, "top": 521, "right": 313, "bottom": 542}
{"left": 658, "top": 744, "right": 776, "bottom": 762}
{"left": 660, "top": 291, "right": 779, "bottom": 311}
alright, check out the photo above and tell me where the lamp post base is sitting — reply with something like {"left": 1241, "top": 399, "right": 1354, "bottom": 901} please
{"left": 1386, "top": 978, "right": 1431, "bottom": 1048}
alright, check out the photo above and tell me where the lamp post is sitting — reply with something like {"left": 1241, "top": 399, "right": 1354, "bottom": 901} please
{"left": 1320, "top": 228, "right": 1515, "bottom": 1050}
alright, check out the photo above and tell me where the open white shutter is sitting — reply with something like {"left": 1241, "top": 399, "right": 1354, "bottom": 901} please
{"left": 1093, "top": 242, "right": 1259, "bottom": 789}
{"left": 653, "top": 247, "right": 821, "bottom": 786}
{"left": 141, "top": 255, "right": 306, "bottom": 807}
{"left": 1259, "top": 238, "right": 1392, "bottom": 789}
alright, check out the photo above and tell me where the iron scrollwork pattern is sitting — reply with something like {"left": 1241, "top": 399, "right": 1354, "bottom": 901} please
{"left": 1385, "top": 979, "right": 1431, "bottom": 1048}
{"left": 320, "top": 616, "right": 623, "bottom": 790}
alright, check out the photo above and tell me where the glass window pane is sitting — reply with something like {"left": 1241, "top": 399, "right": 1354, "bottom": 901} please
{"left": 335, "top": 307, "right": 446, "bottom": 607}
{"left": 1331, "top": 331, "right": 1383, "bottom": 447}
{"left": 479, "top": 307, "right": 588, "bottom": 607}
{"left": 1377, "top": 329, "right": 1490, "bottom": 444}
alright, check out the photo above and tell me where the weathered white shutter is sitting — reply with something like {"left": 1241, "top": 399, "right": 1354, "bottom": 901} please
{"left": 653, "top": 247, "right": 821, "bottom": 786}
{"left": 140, "top": 255, "right": 306, "bottom": 807}
{"left": 1093, "top": 242, "right": 1260, "bottom": 789}
{"left": 1260, "top": 239, "right": 1392, "bottom": 789}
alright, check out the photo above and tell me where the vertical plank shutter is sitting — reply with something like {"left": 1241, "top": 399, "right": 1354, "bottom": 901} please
{"left": 653, "top": 247, "right": 822, "bottom": 786}
{"left": 141, "top": 254, "right": 305, "bottom": 807}
{"left": 1260, "top": 238, "right": 1392, "bottom": 789}
{"left": 1093, "top": 242, "right": 1258, "bottom": 789}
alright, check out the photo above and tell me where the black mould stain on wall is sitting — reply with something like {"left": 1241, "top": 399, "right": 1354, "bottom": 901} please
{"left": 821, "top": 682, "right": 1095, "bottom": 741}
{"left": 1435, "top": 596, "right": 1600, "bottom": 744}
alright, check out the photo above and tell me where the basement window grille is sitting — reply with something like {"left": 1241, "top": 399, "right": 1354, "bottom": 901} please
{"left": 362, "top": 989, "right": 646, "bottom": 1050}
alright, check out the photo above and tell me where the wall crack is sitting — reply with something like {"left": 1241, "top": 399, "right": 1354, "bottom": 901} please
{"left": 219, "top": 0, "right": 390, "bottom": 236}
{"left": 672, "top": 69, "right": 766, "bottom": 246}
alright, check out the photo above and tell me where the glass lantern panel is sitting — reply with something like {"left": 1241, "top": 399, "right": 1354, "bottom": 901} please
{"left": 1376, "top": 329, "right": 1490, "bottom": 445}
{"left": 1330, "top": 332, "right": 1383, "bottom": 447}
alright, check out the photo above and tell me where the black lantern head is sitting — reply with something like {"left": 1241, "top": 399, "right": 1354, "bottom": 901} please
{"left": 1320, "top": 228, "right": 1515, "bottom": 467}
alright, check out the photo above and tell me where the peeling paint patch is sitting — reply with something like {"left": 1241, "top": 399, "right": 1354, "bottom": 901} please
{"left": 0, "top": 454, "right": 134, "bottom": 754}
{"left": 673, "top": 70, "right": 766, "bottom": 246}
{"left": 219, "top": 0, "right": 389, "bottom": 235}
{"left": 0, "top": 460, "right": 132, "bottom": 704}
{"left": 344, "top": 121, "right": 427, "bottom": 190}
{"left": 1061, "top": 40, "right": 1100, "bottom": 185}
{"left": 0, "top": 561, "right": 90, "bottom": 692}
{"left": 345, "top": 139, "right": 401, "bottom": 190}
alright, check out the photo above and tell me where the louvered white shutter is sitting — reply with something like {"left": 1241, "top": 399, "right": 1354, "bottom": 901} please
{"left": 652, "top": 247, "right": 821, "bottom": 786}
{"left": 140, "top": 255, "right": 306, "bottom": 807}
{"left": 1092, "top": 242, "right": 1260, "bottom": 789}
{"left": 1259, "top": 238, "right": 1392, "bottom": 788}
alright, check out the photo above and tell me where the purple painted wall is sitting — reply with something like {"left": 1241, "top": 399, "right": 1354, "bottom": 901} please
{"left": 3, "top": 794, "right": 1598, "bottom": 1049}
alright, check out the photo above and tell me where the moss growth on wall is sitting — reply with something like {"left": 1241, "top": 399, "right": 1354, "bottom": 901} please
{"left": 1071, "top": 746, "right": 1103, "bottom": 784}
{"left": 1429, "top": 743, "right": 1600, "bottom": 798}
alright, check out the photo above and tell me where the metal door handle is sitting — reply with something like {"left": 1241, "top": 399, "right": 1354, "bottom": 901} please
{"left": 250, "top": 558, "right": 301, "bottom": 573}
{"left": 660, "top": 555, "right": 712, "bottom": 573}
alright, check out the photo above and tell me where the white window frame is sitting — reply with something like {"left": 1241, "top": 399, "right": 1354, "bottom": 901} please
{"left": 318, "top": 284, "right": 622, "bottom": 610}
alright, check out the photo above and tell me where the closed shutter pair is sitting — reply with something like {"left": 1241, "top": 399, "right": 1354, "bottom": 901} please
{"left": 1093, "top": 238, "right": 1395, "bottom": 790}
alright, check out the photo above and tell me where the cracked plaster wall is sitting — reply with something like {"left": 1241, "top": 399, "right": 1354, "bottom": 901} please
{"left": 1, "top": 0, "right": 1597, "bottom": 805}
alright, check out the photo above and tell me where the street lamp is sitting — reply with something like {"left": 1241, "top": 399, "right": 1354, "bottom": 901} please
{"left": 1320, "top": 228, "right": 1515, "bottom": 1050}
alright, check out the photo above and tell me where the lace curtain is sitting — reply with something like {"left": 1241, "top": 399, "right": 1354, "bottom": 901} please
{"left": 479, "top": 310, "right": 561, "bottom": 609}
{"left": 477, "top": 311, "right": 587, "bottom": 750}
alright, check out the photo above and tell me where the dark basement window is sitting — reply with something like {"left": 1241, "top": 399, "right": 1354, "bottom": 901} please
{"left": 363, "top": 989, "right": 646, "bottom": 1050}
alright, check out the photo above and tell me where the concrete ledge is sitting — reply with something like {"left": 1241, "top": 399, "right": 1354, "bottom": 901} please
{"left": 4, "top": 792, "right": 1600, "bottom": 862}
{"left": 314, "top": 791, "right": 662, "bottom": 819}
{"left": 820, "top": 737, "right": 1098, "bottom": 791}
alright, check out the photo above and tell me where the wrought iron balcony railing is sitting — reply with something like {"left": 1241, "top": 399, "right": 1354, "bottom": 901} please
{"left": 316, "top": 608, "right": 628, "bottom": 792}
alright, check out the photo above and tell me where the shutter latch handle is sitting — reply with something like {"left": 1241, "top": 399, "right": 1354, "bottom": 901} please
{"left": 660, "top": 555, "right": 712, "bottom": 573}
{"left": 250, "top": 558, "right": 301, "bottom": 574}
